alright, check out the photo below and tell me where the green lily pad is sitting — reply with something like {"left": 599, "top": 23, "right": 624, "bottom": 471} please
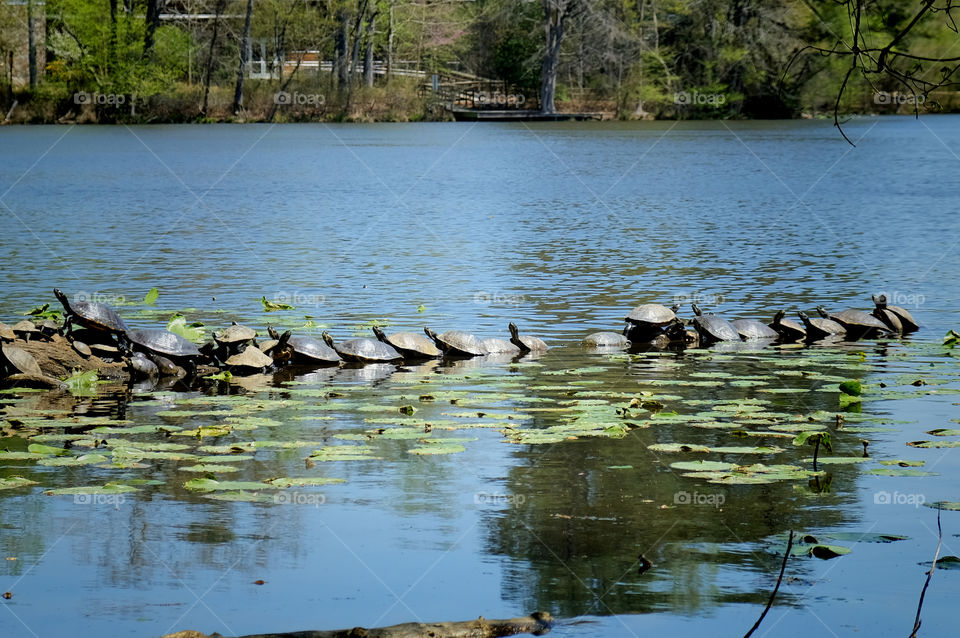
{"left": 908, "top": 440, "right": 960, "bottom": 448}
{"left": 45, "top": 483, "right": 138, "bottom": 495}
{"left": 308, "top": 446, "right": 378, "bottom": 461}
{"left": 670, "top": 460, "right": 737, "bottom": 472}
{"left": 878, "top": 460, "right": 925, "bottom": 467}
{"left": 867, "top": 468, "right": 939, "bottom": 477}
{"left": 26, "top": 443, "right": 72, "bottom": 457}
{"left": 408, "top": 443, "right": 466, "bottom": 455}
{"left": 0, "top": 476, "right": 37, "bottom": 490}
{"left": 264, "top": 477, "right": 346, "bottom": 488}
{"left": 184, "top": 478, "right": 279, "bottom": 492}
{"left": 648, "top": 443, "right": 710, "bottom": 454}
{"left": 801, "top": 456, "right": 871, "bottom": 464}
{"left": 925, "top": 501, "right": 960, "bottom": 511}
{"left": 38, "top": 453, "right": 109, "bottom": 467}
{"left": 180, "top": 464, "right": 242, "bottom": 473}
{"left": 204, "top": 490, "right": 274, "bottom": 502}
{"left": 926, "top": 429, "right": 960, "bottom": 437}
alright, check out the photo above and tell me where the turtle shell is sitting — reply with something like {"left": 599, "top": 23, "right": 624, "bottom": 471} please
{"left": 424, "top": 328, "right": 486, "bottom": 357}
{"left": 0, "top": 322, "right": 14, "bottom": 341}
{"left": 508, "top": 323, "right": 548, "bottom": 353}
{"left": 583, "top": 332, "right": 630, "bottom": 348}
{"left": 54, "top": 289, "right": 128, "bottom": 334}
{"left": 127, "top": 329, "right": 201, "bottom": 359}
{"left": 822, "top": 307, "right": 889, "bottom": 332}
{"left": 769, "top": 310, "right": 806, "bottom": 341}
{"left": 225, "top": 345, "right": 273, "bottom": 369}
{"left": 323, "top": 332, "right": 401, "bottom": 363}
{"left": 481, "top": 338, "right": 521, "bottom": 355}
{"left": 731, "top": 319, "right": 778, "bottom": 340}
{"left": 873, "top": 295, "right": 919, "bottom": 332}
{"left": 1, "top": 344, "right": 43, "bottom": 376}
{"left": 691, "top": 308, "right": 740, "bottom": 342}
{"left": 373, "top": 326, "right": 440, "bottom": 358}
{"left": 797, "top": 311, "right": 845, "bottom": 339}
{"left": 625, "top": 304, "right": 676, "bottom": 327}
{"left": 285, "top": 335, "right": 341, "bottom": 364}
{"left": 215, "top": 323, "right": 257, "bottom": 343}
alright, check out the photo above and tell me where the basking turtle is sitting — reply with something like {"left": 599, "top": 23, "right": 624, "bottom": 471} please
{"left": 872, "top": 294, "right": 919, "bottom": 333}
{"left": 322, "top": 331, "right": 402, "bottom": 363}
{"left": 423, "top": 327, "right": 487, "bottom": 357}
{"left": 1, "top": 344, "right": 43, "bottom": 377}
{"left": 797, "top": 311, "right": 845, "bottom": 340}
{"left": 768, "top": 310, "right": 806, "bottom": 341}
{"left": 481, "top": 337, "right": 521, "bottom": 355}
{"left": 624, "top": 304, "right": 678, "bottom": 340}
{"left": 817, "top": 306, "right": 891, "bottom": 340}
{"left": 125, "top": 329, "right": 203, "bottom": 373}
{"left": 508, "top": 322, "right": 548, "bottom": 353}
{"left": 129, "top": 352, "right": 159, "bottom": 378}
{"left": 268, "top": 328, "right": 340, "bottom": 366}
{"left": 372, "top": 325, "right": 441, "bottom": 359}
{"left": 12, "top": 320, "right": 41, "bottom": 341}
{"left": 691, "top": 304, "right": 740, "bottom": 343}
{"left": 225, "top": 344, "right": 273, "bottom": 371}
{"left": 212, "top": 323, "right": 257, "bottom": 360}
{"left": 583, "top": 332, "right": 631, "bottom": 348}
{"left": 731, "top": 318, "right": 778, "bottom": 340}
{"left": 0, "top": 322, "right": 14, "bottom": 342}
{"left": 53, "top": 288, "right": 128, "bottom": 339}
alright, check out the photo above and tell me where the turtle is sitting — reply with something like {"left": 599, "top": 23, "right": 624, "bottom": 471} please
{"left": 623, "top": 304, "right": 678, "bottom": 340}
{"left": 12, "top": 320, "right": 41, "bottom": 341}
{"left": 72, "top": 341, "right": 92, "bottom": 358}
{"left": 690, "top": 304, "right": 740, "bottom": 343}
{"left": 213, "top": 321, "right": 257, "bottom": 352}
{"left": 36, "top": 320, "right": 60, "bottom": 340}
{"left": 53, "top": 288, "right": 128, "bottom": 340}
{"left": 583, "top": 332, "right": 631, "bottom": 348}
{"left": 481, "top": 337, "right": 521, "bottom": 355}
{"left": 768, "top": 310, "right": 806, "bottom": 341}
{"left": 1, "top": 344, "right": 43, "bottom": 377}
{"left": 125, "top": 329, "right": 203, "bottom": 373}
{"left": 731, "top": 318, "right": 779, "bottom": 340}
{"left": 225, "top": 344, "right": 274, "bottom": 371}
{"left": 322, "top": 331, "right": 402, "bottom": 363}
{"left": 0, "top": 322, "right": 14, "bottom": 342}
{"left": 797, "top": 311, "right": 845, "bottom": 340}
{"left": 423, "top": 327, "right": 487, "bottom": 357}
{"left": 129, "top": 352, "right": 159, "bottom": 378}
{"left": 508, "top": 322, "right": 548, "bottom": 353}
{"left": 372, "top": 325, "right": 441, "bottom": 359}
{"left": 268, "top": 328, "right": 340, "bottom": 366}
{"left": 817, "top": 306, "right": 892, "bottom": 340}
{"left": 873, "top": 294, "right": 919, "bottom": 333}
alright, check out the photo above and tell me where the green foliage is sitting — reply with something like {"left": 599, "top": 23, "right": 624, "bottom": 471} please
{"left": 167, "top": 313, "right": 205, "bottom": 343}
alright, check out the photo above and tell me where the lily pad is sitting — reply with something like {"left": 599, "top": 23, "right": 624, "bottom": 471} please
{"left": 408, "top": 443, "right": 466, "bottom": 455}
{"left": 0, "top": 476, "right": 37, "bottom": 490}
{"left": 45, "top": 483, "right": 138, "bottom": 496}
{"left": 184, "top": 478, "right": 279, "bottom": 492}
{"left": 264, "top": 477, "right": 346, "bottom": 488}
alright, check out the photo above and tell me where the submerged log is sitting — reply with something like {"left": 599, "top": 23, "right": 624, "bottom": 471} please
{"left": 161, "top": 611, "right": 553, "bottom": 638}
{"left": 9, "top": 335, "right": 128, "bottom": 382}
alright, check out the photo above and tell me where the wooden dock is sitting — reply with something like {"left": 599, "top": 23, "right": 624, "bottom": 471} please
{"left": 450, "top": 109, "right": 604, "bottom": 122}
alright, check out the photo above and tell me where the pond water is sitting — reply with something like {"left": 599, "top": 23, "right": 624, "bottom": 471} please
{"left": 0, "top": 117, "right": 959, "bottom": 638}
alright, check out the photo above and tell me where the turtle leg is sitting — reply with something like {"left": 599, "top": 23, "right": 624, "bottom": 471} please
{"left": 63, "top": 315, "right": 73, "bottom": 339}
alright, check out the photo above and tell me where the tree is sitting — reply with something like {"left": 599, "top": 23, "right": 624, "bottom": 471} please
{"left": 233, "top": 0, "right": 254, "bottom": 114}
{"left": 540, "top": 0, "right": 582, "bottom": 114}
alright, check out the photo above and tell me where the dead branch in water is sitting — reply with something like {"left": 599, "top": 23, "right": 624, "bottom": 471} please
{"left": 910, "top": 508, "right": 943, "bottom": 638}
{"left": 744, "top": 530, "right": 794, "bottom": 638}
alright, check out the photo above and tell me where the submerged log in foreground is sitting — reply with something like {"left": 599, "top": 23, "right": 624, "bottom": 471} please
{"left": 162, "top": 611, "right": 553, "bottom": 638}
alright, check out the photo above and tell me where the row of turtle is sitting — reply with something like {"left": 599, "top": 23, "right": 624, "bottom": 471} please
{"left": 0, "top": 290, "right": 920, "bottom": 382}
{"left": 0, "top": 289, "right": 551, "bottom": 379}
{"left": 584, "top": 295, "right": 919, "bottom": 349}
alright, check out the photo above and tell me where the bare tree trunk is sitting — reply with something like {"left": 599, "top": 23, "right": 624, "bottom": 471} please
{"left": 200, "top": 0, "right": 227, "bottom": 117}
{"left": 143, "top": 0, "right": 161, "bottom": 57}
{"left": 363, "top": 9, "right": 377, "bottom": 87}
{"left": 27, "top": 0, "right": 37, "bottom": 89}
{"left": 108, "top": 0, "right": 118, "bottom": 74}
{"left": 386, "top": 1, "right": 394, "bottom": 84}
{"left": 350, "top": 0, "right": 368, "bottom": 87}
{"left": 233, "top": 0, "right": 254, "bottom": 115}
{"left": 541, "top": 0, "right": 576, "bottom": 114}
{"left": 334, "top": 5, "right": 350, "bottom": 89}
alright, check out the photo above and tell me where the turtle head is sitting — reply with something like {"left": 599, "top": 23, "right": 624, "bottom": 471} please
{"left": 691, "top": 303, "right": 702, "bottom": 317}
{"left": 773, "top": 309, "right": 785, "bottom": 324}
{"left": 670, "top": 304, "right": 680, "bottom": 313}
{"left": 797, "top": 311, "right": 810, "bottom": 322}
{"left": 372, "top": 325, "right": 387, "bottom": 342}
{"left": 508, "top": 322, "right": 520, "bottom": 339}
{"left": 321, "top": 331, "right": 335, "bottom": 348}
{"left": 423, "top": 326, "right": 438, "bottom": 341}
{"left": 53, "top": 288, "right": 70, "bottom": 310}
{"left": 267, "top": 325, "right": 280, "bottom": 340}
{"left": 815, "top": 306, "right": 830, "bottom": 319}
{"left": 875, "top": 294, "right": 888, "bottom": 308}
